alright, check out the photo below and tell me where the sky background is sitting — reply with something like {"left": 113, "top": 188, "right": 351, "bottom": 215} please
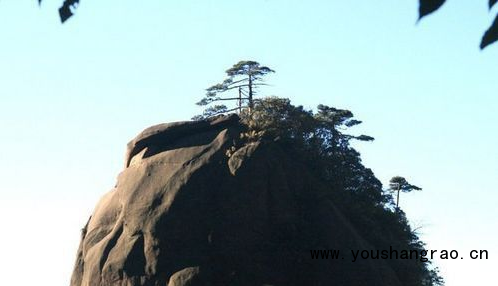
{"left": 1, "top": 0, "right": 497, "bottom": 285}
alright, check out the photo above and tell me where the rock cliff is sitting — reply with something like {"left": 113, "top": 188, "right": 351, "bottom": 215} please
{"left": 70, "top": 114, "right": 402, "bottom": 286}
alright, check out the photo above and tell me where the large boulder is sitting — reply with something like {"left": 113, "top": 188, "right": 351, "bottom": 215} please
{"left": 70, "top": 115, "right": 402, "bottom": 286}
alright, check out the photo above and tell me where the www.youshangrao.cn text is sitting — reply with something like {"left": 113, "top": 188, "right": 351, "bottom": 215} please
{"left": 310, "top": 247, "right": 489, "bottom": 262}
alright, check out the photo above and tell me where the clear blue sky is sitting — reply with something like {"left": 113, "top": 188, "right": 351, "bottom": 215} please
{"left": 1, "top": 1, "right": 497, "bottom": 285}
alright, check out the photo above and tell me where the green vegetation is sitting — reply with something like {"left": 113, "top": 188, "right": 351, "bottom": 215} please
{"left": 244, "top": 97, "right": 443, "bottom": 285}
{"left": 195, "top": 61, "right": 444, "bottom": 285}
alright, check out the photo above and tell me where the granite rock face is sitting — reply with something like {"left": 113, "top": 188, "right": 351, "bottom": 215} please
{"left": 70, "top": 115, "right": 402, "bottom": 286}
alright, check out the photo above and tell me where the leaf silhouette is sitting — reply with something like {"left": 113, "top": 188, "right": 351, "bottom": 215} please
{"left": 419, "top": 0, "right": 446, "bottom": 20}
{"left": 481, "top": 14, "right": 498, "bottom": 49}
{"left": 491, "top": 0, "right": 498, "bottom": 10}
{"left": 59, "top": 0, "right": 79, "bottom": 23}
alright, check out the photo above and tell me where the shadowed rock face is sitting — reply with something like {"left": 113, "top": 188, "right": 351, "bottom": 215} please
{"left": 70, "top": 115, "right": 402, "bottom": 286}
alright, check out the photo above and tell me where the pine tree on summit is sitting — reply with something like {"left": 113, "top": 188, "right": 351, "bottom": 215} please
{"left": 389, "top": 176, "right": 422, "bottom": 208}
{"left": 194, "top": 61, "right": 274, "bottom": 119}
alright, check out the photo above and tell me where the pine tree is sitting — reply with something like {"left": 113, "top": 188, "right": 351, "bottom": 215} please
{"left": 194, "top": 61, "right": 274, "bottom": 119}
{"left": 389, "top": 176, "right": 422, "bottom": 208}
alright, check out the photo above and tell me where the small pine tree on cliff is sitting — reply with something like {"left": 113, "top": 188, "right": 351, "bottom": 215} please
{"left": 389, "top": 176, "right": 422, "bottom": 208}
